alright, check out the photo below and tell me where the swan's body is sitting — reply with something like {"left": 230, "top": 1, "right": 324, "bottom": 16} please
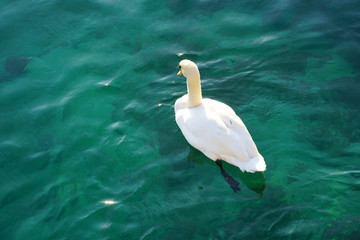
{"left": 175, "top": 59, "right": 266, "bottom": 173}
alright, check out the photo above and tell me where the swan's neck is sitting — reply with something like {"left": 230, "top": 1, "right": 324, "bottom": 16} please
{"left": 186, "top": 73, "right": 202, "bottom": 108}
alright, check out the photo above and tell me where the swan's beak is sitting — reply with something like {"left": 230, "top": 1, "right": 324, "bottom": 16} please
{"left": 177, "top": 70, "right": 183, "bottom": 75}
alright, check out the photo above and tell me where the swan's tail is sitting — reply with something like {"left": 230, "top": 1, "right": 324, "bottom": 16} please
{"left": 237, "top": 154, "right": 266, "bottom": 173}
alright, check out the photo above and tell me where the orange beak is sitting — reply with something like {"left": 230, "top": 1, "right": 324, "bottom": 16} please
{"left": 177, "top": 70, "right": 183, "bottom": 75}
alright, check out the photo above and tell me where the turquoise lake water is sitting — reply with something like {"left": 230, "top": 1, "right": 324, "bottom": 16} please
{"left": 1, "top": 0, "right": 359, "bottom": 239}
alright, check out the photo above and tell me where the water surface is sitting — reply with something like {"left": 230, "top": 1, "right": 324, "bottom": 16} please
{"left": 1, "top": 0, "right": 359, "bottom": 239}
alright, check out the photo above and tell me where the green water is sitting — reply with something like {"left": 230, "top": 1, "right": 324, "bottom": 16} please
{"left": 1, "top": 0, "right": 359, "bottom": 239}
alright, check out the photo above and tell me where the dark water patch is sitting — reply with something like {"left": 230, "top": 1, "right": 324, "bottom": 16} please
{"left": 1, "top": 56, "right": 32, "bottom": 81}
{"left": 327, "top": 77, "right": 360, "bottom": 111}
{"left": 300, "top": 108, "right": 357, "bottom": 156}
{"left": 297, "top": 75, "right": 360, "bottom": 158}
{"left": 337, "top": 42, "right": 360, "bottom": 71}
{"left": 5, "top": 56, "right": 32, "bottom": 76}
{"left": 167, "top": 0, "right": 228, "bottom": 17}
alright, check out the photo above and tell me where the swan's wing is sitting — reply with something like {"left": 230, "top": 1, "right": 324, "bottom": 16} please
{"left": 203, "top": 98, "right": 245, "bottom": 128}
{"left": 202, "top": 99, "right": 259, "bottom": 159}
{"left": 175, "top": 105, "right": 229, "bottom": 158}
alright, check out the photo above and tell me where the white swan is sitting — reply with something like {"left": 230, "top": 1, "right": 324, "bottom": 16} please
{"left": 174, "top": 59, "right": 266, "bottom": 173}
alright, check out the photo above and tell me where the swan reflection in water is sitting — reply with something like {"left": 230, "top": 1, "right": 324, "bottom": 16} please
{"left": 188, "top": 147, "right": 266, "bottom": 195}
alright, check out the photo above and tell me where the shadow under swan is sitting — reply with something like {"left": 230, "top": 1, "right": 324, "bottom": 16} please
{"left": 188, "top": 147, "right": 266, "bottom": 195}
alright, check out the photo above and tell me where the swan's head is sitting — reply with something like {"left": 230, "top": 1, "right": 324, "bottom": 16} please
{"left": 177, "top": 59, "right": 200, "bottom": 79}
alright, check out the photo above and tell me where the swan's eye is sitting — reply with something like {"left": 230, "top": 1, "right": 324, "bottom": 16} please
{"left": 178, "top": 65, "right": 181, "bottom": 69}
